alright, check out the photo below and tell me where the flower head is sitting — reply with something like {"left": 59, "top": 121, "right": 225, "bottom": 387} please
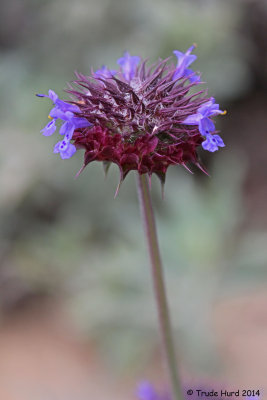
{"left": 37, "top": 47, "right": 225, "bottom": 189}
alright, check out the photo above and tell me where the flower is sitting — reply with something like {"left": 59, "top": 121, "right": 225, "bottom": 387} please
{"left": 173, "top": 45, "right": 199, "bottom": 83}
{"left": 37, "top": 90, "right": 91, "bottom": 159}
{"left": 94, "top": 65, "right": 117, "bottom": 79}
{"left": 117, "top": 51, "right": 141, "bottom": 81}
{"left": 182, "top": 97, "right": 226, "bottom": 151}
{"left": 37, "top": 47, "right": 225, "bottom": 187}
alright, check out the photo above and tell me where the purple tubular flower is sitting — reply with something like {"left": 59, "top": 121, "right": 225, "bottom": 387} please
{"left": 38, "top": 90, "right": 91, "bottom": 158}
{"left": 202, "top": 133, "right": 225, "bottom": 152}
{"left": 54, "top": 139, "right": 77, "bottom": 159}
{"left": 38, "top": 90, "right": 81, "bottom": 120}
{"left": 37, "top": 90, "right": 59, "bottom": 103}
{"left": 183, "top": 98, "right": 225, "bottom": 137}
{"left": 94, "top": 65, "right": 117, "bottom": 79}
{"left": 173, "top": 45, "right": 199, "bottom": 83}
{"left": 117, "top": 51, "right": 141, "bottom": 81}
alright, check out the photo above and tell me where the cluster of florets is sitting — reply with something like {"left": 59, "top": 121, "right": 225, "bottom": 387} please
{"left": 37, "top": 46, "right": 225, "bottom": 185}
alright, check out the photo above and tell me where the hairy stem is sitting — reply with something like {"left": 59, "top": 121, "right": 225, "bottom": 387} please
{"left": 136, "top": 173, "right": 184, "bottom": 400}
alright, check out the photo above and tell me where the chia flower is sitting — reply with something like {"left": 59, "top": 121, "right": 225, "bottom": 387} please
{"left": 173, "top": 45, "right": 199, "bottom": 83}
{"left": 37, "top": 90, "right": 92, "bottom": 159}
{"left": 37, "top": 46, "right": 226, "bottom": 189}
{"left": 117, "top": 51, "right": 141, "bottom": 81}
{"left": 182, "top": 97, "right": 226, "bottom": 138}
{"left": 94, "top": 65, "right": 117, "bottom": 79}
{"left": 37, "top": 48, "right": 229, "bottom": 400}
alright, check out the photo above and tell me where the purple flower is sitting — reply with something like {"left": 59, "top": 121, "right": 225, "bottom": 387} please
{"left": 38, "top": 90, "right": 81, "bottom": 122}
{"left": 38, "top": 90, "right": 91, "bottom": 159}
{"left": 54, "top": 139, "right": 77, "bottom": 159}
{"left": 173, "top": 45, "right": 199, "bottom": 83}
{"left": 183, "top": 97, "right": 225, "bottom": 137}
{"left": 94, "top": 65, "right": 117, "bottom": 79}
{"left": 117, "top": 51, "right": 141, "bottom": 81}
{"left": 36, "top": 89, "right": 58, "bottom": 103}
{"left": 202, "top": 133, "right": 225, "bottom": 152}
{"left": 38, "top": 48, "right": 226, "bottom": 177}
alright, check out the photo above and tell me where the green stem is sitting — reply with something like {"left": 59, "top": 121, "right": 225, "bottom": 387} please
{"left": 136, "top": 173, "right": 184, "bottom": 400}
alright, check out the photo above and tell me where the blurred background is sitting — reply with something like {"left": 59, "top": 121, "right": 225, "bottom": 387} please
{"left": 0, "top": 0, "right": 267, "bottom": 398}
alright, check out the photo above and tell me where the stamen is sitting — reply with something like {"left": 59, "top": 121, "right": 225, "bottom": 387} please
{"left": 48, "top": 115, "right": 53, "bottom": 119}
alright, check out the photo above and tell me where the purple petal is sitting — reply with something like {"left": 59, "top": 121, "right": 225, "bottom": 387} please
{"left": 50, "top": 109, "right": 75, "bottom": 122}
{"left": 61, "top": 143, "right": 76, "bottom": 159}
{"left": 173, "top": 45, "right": 197, "bottom": 81}
{"left": 183, "top": 113, "right": 202, "bottom": 125}
{"left": 54, "top": 140, "right": 76, "bottom": 159}
{"left": 40, "top": 119, "right": 57, "bottom": 136}
{"left": 184, "top": 68, "right": 200, "bottom": 83}
{"left": 48, "top": 90, "right": 59, "bottom": 103}
{"left": 72, "top": 117, "right": 92, "bottom": 129}
{"left": 117, "top": 51, "right": 140, "bottom": 81}
{"left": 202, "top": 133, "right": 225, "bottom": 152}
{"left": 55, "top": 99, "right": 80, "bottom": 113}
{"left": 213, "top": 134, "right": 225, "bottom": 147}
{"left": 198, "top": 98, "right": 223, "bottom": 118}
{"left": 59, "top": 121, "right": 75, "bottom": 140}
{"left": 94, "top": 65, "right": 117, "bottom": 79}
{"left": 173, "top": 48, "right": 197, "bottom": 68}
{"left": 49, "top": 107, "right": 66, "bottom": 120}
{"left": 199, "top": 118, "right": 215, "bottom": 136}
{"left": 197, "top": 98, "right": 215, "bottom": 114}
